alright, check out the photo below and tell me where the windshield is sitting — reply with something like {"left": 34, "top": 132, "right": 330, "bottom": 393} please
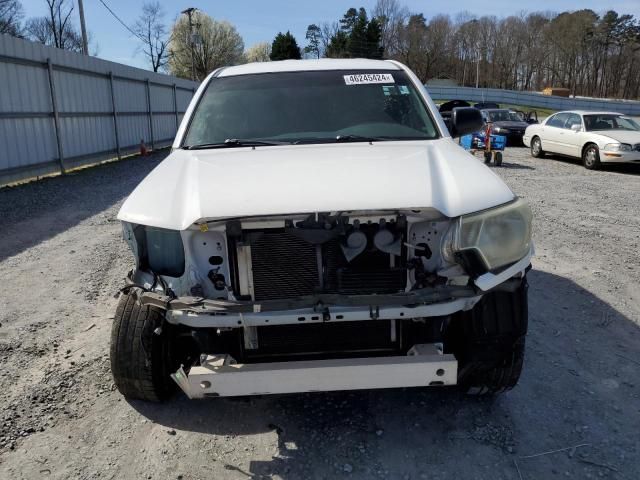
{"left": 487, "top": 110, "right": 521, "bottom": 122}
{"left": 182, "top": 70, "right": 439, "bottom": 147}
{"left": 583, "top": 114, "right": 640, "bottom": 132}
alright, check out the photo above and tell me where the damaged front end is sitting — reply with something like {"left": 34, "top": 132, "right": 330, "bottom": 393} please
{"left": 119, "top": 203, "right": 531, "bottom": 397}
{"left": 122, "top": 209, "right": 484, "bottom": 322}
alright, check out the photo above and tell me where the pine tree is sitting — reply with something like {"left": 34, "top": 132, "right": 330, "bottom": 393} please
{"left": 325, "top": 7, "right": 384, "bottom": 59}
{"left": 304, "top": 24, "right": 322, "bottom": 58}
{"left": 270, "top": 31, "right": 302, "bottom": 60}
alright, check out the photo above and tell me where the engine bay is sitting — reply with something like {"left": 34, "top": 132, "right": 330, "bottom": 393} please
{"left": 221, "top": 212, "right": 453, "bottom": 302}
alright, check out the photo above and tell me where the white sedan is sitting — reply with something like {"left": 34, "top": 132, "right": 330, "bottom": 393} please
{"left": 523, "top": 111, "right": 640, "bottom": 169}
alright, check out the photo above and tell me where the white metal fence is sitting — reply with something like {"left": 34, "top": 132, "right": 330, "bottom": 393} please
{"left": 0, "top": 34, "right": 199, "bottom": 187}
{"left": 426, "top": 86, "right": 640, "bottom": 115}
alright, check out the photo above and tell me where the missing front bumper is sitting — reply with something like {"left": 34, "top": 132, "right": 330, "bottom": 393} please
{"left": 138, "top": 285, "right": 478, "bottom": 313}
{"left": 171, "top": 344, "right": 457, "bottom": 398}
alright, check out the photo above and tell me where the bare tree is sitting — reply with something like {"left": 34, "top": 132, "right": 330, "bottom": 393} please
{"left": 25, "top": 0, "right": 84, "bottom": 52}
{"left": 396, "top": 14, "right": 428, "bottom": 79}
{"left": 25, "top": 16, "right": 83, "bottom": 52}
{"left": 168, "top": 11, "right": 244, "bottom": 81}
{"left": 425, "top": 15, "right": 455, "bottom": 79}
{"left": 319, "top": 21, "right": 339, "bottom": 55}
{"left": 133, "top": 2, "right": 168, "bottom": 72}
{"left": 245, "top": 42, "right": 271, "bottom": 62}
{"left": 372, "top": 0, "right": 408, "bottom": 57}
{"left": 45, "top": 0, "right": 74, "bottom": 49}
{"left": 0, "top": 0, "right": 23, "bottom": 36}
{"left": 25, "top": 16, "right": 53, "bottom": 43}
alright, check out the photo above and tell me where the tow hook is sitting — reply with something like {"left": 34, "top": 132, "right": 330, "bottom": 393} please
{"left": 370, "top": 305, "right": 380, "bottom": 320}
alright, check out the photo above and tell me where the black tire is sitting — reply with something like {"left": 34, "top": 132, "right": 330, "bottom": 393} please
{"left": 582, "top": 144, "right": 601, "bottom": 170}
{"left": 484, "top": 151, "right": 492, "bottom": 164}
{"left": 494, "top": 152, "right": 503, "bottom": 166}
{"left": 530, "top": 136, "right": 545, "bottom": 158}
{"left": 450, "top": 279, "right": 528, "bottom": 395}
{"left": 110, "top": 291, "right": 176, "bottom": 402}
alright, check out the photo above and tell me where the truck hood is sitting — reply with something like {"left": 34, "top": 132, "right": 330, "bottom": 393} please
{"left": 118, "top": 139, "right": 515, "bottom": 230}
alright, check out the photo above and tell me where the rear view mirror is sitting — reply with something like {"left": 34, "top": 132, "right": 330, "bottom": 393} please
{"left": 571, "top": 124, "right": 582, "bottom": 132}
{"left": 447, "top": 107, "right": 483, "bottom": 138}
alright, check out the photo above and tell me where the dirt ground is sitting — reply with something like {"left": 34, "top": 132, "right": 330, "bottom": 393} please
{"left": 0, "top": 147, "right": 639, "bottom": 480}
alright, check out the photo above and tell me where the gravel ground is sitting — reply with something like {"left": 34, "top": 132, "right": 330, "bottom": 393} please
{"left": 0, "top": 147, "right": 639, "bottom": 480}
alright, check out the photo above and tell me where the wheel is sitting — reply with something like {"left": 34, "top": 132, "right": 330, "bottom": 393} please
{"left": 530, "top": 136, "right": 545, "bottom": 158}
{"left": 110, "top": 291, "right": 176, "bottom": 402}
{"left": 582, "top": 144, "right": 600, "bottom": 170}
{"left": 448, "top": 279, "right": 528, "bottom": 395}
{"left": 494, "top": 152, "right": 503, "bottom": 166}
{"left": 483, "top": 151, "right": 492, "bottom": 164}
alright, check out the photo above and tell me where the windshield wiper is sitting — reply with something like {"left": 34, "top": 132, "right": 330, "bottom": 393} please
{"left": 292, "top": 135, "right": 429, "bottom": 145}
{"left": 334, "top": 134, "right": 388, "bottom": 143}
{"left": 183, "top": 138, "right": 289, "bottom": 150}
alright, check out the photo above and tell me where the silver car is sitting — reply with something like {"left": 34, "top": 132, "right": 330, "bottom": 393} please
{"left": 523, "top": 111, "right": 640, "bottom": 169}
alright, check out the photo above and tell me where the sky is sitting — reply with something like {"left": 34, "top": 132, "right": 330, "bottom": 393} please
{"left": 19, "top": 0, "right": 640, "bottom": 71}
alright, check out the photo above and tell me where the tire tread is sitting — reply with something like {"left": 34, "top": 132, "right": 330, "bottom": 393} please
{"left": 455, "top": 281, "right": 528, "bottom": 395}
{"left": 110, "top": 292, "right": 173, "bottom": 402}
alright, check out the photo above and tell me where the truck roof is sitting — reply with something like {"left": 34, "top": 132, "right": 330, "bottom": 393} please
{"left": 218, "top": 58, "right": 399, "bottom": 77}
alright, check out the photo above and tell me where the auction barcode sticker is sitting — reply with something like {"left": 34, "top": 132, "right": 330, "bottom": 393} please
{"left": 344, "top": 73, "right": 395, "bottom": 85}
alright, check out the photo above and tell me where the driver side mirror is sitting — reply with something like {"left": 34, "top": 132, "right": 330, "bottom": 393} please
{"left": 447, "top": 107, "right": 483, "bottom": 138}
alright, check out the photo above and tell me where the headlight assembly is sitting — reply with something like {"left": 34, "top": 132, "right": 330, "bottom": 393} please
{"left": 604, "top": 143, "right": 632, "bottom": 152}
{"left": 445, "top": 198, "right": 533, "bottom": 271}
{"left": 145, "top": 227, "right": 185, "bottom": 277}
{"left": 122, "top": 222, "right": 185, "bottom": 277}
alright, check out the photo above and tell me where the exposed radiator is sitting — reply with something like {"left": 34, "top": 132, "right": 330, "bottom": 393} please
{"left": 246, "top": 230, "right": 406, "bottom": 301}
{"left": 336, "top": 267, "right": 407, "bottom": 295}
{"left": 324, "top": 238, "right": 406, "bottom": 295}
{"left": 249, "top": 231, "right": 318, "bottom": 301}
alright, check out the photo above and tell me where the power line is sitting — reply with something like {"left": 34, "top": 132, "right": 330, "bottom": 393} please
{"left": 98, "top": 0, "right": 179, "bottom": 46}
{"left": 97, "top": 0, "right": 145, "bottom": 42}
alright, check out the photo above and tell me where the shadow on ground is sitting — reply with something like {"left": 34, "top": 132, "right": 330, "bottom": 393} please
{"left": 0, "top": 151, "right": 165, "bottom": 261}
{"left": 131, "top": 269, "right": 640, "bottom": 479}
{"left": 496, "top": 162, "right": 535, "bottom": 170}
{"left": 544, "top": 154, "right": 640, "bottom": 175}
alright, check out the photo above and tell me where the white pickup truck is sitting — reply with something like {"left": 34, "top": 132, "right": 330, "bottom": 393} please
{"left": 110, "top": 59, "right": 532, "bottom": 401}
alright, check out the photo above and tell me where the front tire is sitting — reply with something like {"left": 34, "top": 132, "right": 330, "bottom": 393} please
{"left": 531, "top": 136, "right": 544, "bottom": 158}
{"left": 582, "top": 144, "right": 601, "bottom": 170}
{"left": 449, "top": 279, "right": 528, "bottom": 395}
{"left": 110, "top": 291, "right": 176, "bottom": 402}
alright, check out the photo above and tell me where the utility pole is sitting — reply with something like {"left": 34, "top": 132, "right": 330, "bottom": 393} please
{"left": 182, "top": 7, "right": 197, "bottom": 81}
{"left": 475, "top": 47, "right": 480, "bottom": 89}
{"left": 471, "top": 19, "right": 479, "bottom": 89}
{"left": 78, "top": 0, "right": 89, "bottom": 55}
